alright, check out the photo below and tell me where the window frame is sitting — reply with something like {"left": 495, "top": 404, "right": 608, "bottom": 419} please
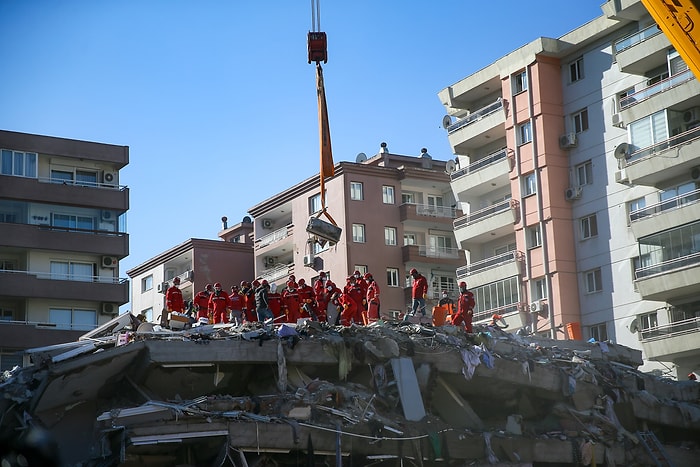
{"left": 573, "top": 108, "right": 589, "bottom": 133}
{"left": 1, "top": 149, "right": 38, "bottom": 178}
{"left": 512, "top": 70, "right": 528, "bottom": 94}
{"left": 584, "top": 268, "right": 603, "bottom": 294}
{"left": 352, "top": 223, "right": 366, "bottom": 243}
{"left": 386, "top": 267, "right": 400, "bottom": 287}
{"left": 518, "top": 121, "right": 532, "bottom": 145}
{"left": 382, "top": 185, "right": 395, "bottom": 204}
{"left": 384, "top": 226, "right": 397, "bottom": 246}
{"left": 350, "top": 182, "right": 364, "bottom": 201}
{"left": 522, "top": 173, "right": 537, "bottom": 196}
{"left": 527, "top": 225, "right": 542, "bottom": 249}
{"left": 569, "top": 56, "right": 584, "bottom": 82}
{"left": 575, "top": 160, "right": 593, "bottom": 186}
{"left": 142, "top": 275, "right": 154, "bottom": 293}
{"left": 580, "top": 214, "right": 598, "bottom": 240}
{"left": 589, "top": 323, "right": 608, "bottom": 342}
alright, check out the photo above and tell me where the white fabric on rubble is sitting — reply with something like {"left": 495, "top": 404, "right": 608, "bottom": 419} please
{"left": 460, "top": 347, "right": 482, "bottom": 381}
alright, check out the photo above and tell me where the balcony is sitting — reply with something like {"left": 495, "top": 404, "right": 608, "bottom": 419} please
{"left": 453, "top": 199, "right": 519, "bottom": 247}
{"left": 450, "top": 148, "right": 512, "bottom": 199}
{"left": 401, "top": 244, "right": 462, "bottom": 267}
{"left": 259, "top": 263, "right": 293, "bottom": 284}
{"left": 635, "top": 252, "right": 700, "bottom": 302}
{"left": 255, "top": 224, "right": 294, "bottom": 256}
{"left": 447, "top": 99, "right": 505, "bottom": 153}
{"left": 399, "top": 203, "right": 458, "bottom": 229}
{"left": 0, "top": 222, "right": 129, "bottom": 256}
{"left": 630, "top": 188, "right": 700, "bottom": 238}
{"left": 456, "top": 250, "right": 524, "bottom": 289}
{"left": 623, "top": 126, "right": 700, "bottom": 187}
{"left": 613, "top": 24, "right": 668, "bottom": 75}
{"left": 472, "top": 302, "right": 523, "bottom": 325}
{"left": 619, "top": 71, "right": 700, "bottom": 125}
{"left": 640, "top": 317, "right": 700, "bottom": 361}
{"left": 0, "top": 269, "right": 129, "bottom": 303}
{"left": 0, "top": 320, "right": 87, "bottom": 349}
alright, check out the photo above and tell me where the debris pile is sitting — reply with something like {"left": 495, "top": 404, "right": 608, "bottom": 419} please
{"left": 1, "top": 314, "right": 699, "bottom": 466}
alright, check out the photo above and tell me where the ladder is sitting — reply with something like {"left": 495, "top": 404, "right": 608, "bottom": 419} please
{"left": 636, "top": 431, "right": 674, "bottom": 467}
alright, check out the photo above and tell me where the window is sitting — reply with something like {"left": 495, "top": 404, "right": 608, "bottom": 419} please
{"left": 352, "top": 223, "right": 365, "bottom": 243}
{"left": 382, "top": 186, "right": 395, "bottom": 204}
{"left": 589, "top": 323, "right": 608, "bottom": 342}
{"left": 386, "top": 268, "right": 399, "bottom": 287}
{"left": 580, "top": 214, "right": 598, "bottom": 239}
{"left": 627, "top": 197, "right": 646, "bottom": 224}
{"left": 53, "top": 213, "right": 94, "bottom": 231}
{"left": 354, "top": 265, "right": 368, "bottom": 275}
{"left": 513, "top": 70, "right": 528, "bottom": 94}
{"left": 527, "top": 225, "right": 542, "bottom": 248}
{"left": 309, "top": 193, "right": 323, "bottom": 214}
{"left": 523, "top": 173, "right": 536, "bottom": 196}
{"left": 384, "top": 227, "right": 397, "bottom": 246}
{"left": 573, "top": 108, "right": 589, "bottom": 133}
{"left": 49, "top": 307, "right": 96, "bottom": 331}
{"left": 518, "top": 122, "right": 532, "bottom": 145}
{"left": 639, "top": 312, "right": 658, "bottom": 331}
{"left": 0, "top": 259, "right": 17, "bottom": 271}
{"left": 404, "top": 233, "right": 417, "bottom": 245}
{"left": 51, "top": 170, "right": 73, "bottom": 184}
{"left": 311, "top": 240, "right": 329, "bottom": 254}
{"left": 569, "top": 56, "right": 584, "bottom": 82}
{"left": 532, "top": 278, "right": 548, "bottom": 301}
{"left": 142, "top": 275, "right": 153, "bottom": 293}
{"left": 1, "top": 149, "right": 37, "bottom": 178}
{"left": 629, "top": 110, "right": 668, "bottom": 153}
{"left": 584, "top": 268, "right": 603, "bottom": 293}
{"left": 576, "top": 160, "right": 593, "bottom": 186}
{"left": 427, "top": 195, "right": 444, "bottom": 209}
{"left": 494, "top": 243, "right": 516, "bottom": 255}
{"left": 432, "top": 276, "right": 456, "bottom": 298}
{"left": 472, "top": 277, "right": 520, "bottom": 319}
{"left": 350, "top": 182, "right": 364, "bottom": 200}
{"left": 50, "top": 261, "right": 94, "bottom": 282}
{"left": 0, "top": 308, "right": 13, "bottom": 321}
{"left": 140, "top": 307, "right": 154, "bottom": 323}
{"left": 76, "top": 170, "right": 98, "bottom": 187}
{"left": 402, "top": 192, "right": 415, "bottom": 204}
{"left": 428, "top": 235, "right": 453, "bottom": 255}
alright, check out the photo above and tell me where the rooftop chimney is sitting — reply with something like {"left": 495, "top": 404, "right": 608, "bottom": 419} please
{"left": 221, "top": 216, "right": 228, "bottom": 230}
{"left": 379, "top": 142, "right": 388, "bottom": 154}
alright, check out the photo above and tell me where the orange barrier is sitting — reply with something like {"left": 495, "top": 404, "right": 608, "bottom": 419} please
{"left": 566, "top": 322, "right": 582, "bottom": 340}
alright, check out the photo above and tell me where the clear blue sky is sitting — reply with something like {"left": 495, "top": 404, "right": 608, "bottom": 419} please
{"left": 1, "top": 1, "right": 603, "bottom": 291}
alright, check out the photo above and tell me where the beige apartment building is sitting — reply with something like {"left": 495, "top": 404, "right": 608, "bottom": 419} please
{"left": 0, "top": 130, "right": 129, "bottom": 369}
{"left": 440, "top": 0, "right": 700, "bottom": 377}
{"left": 248, "top": 145, "right": 461, "bottom": 317}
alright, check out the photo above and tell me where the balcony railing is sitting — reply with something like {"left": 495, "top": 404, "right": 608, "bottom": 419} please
{"left": 640, "top": 317, "right": 700, "bottom": 341}
{"left": 0, "top": 319, "right": 98, "bottom": 332}
{"left": 447, "top": 98, "right": 503, "bottom": 134}
{"left": 259, "top": 263, "right": 291, "bottom": 283}
{"left": 450, "top": 148, "right": 508, "bottom": 180}
{"left": 635, "top": 251, "right": 700, "bottom": 279}
{"left": 37, "top": 175, "right": 126, "bottom": 191}
{"left": 619, "top": 69, "right": 694, "bottom": 109}
{"left": 453, "top": 199, "right": 516, "bottom": 229}
{"left": 417, "top": 245, "right": 460, "bottom": 259}
{"left": 0, "top": 268, "right": 128, "bottom": 284}
{"left": 626, "top": 124, "right": 700, "bottom": 164}
{"left": 473, "top": 302, "right": 522, "bottom": 324}
{"left": 456, "top": 250, "right": 523, "bottom": 277}
{"left": 413, "top": 204, "right": 457, "bottom": 218}
{"left": 630, "top": 188, "right": 700, "bottom": 222}
{"left": 256, "top": 224, "right": 291, "bottom": 248}
{"left": 613, "top": 24, "right": 663, "bottom": 54}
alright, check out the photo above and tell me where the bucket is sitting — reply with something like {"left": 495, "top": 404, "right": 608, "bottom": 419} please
{"left": 432, "top": 305, "right": 450, "bottom": 326}
{"left": 566, "top": 322, "right": 582, "bottom": 340}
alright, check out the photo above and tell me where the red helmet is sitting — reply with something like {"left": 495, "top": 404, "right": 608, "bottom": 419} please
{"left": 173, "top": 277, "right": 181, "bottom": 284}
{"left": 353, "top": 270, "right": 361, "bottom": 277}
{"left": 287, "top": 280, "right": 297, "bottom": 288}
{"left": 289, "top": 274, "right": 296, "bottom": 281}
{"left": 319, "top": 271, "right": 327, "bottom": 277}
{"left": 459, "top": 281, "right": 467, "bottom": 288}
{"left": 205, "top": 283, "right": 213, "bottom": 291}
{"left": 347, "top": 276, "right": 353, "bottom": 282}
{"left": 261, "top": 279, "right": 269, "bottom": 286}
{"left": 214, "top": 282, "right": 222, "bottom": 289}
{"left": 298, "top": 278, "right": 306, "bottom": 286}
{"left": 252, "top": 280, "right": 261, "bottom": 288}
{"left": 364, "top": 273, "right": 373, "bottom": 280}
{"left": 409, "top": 268, "right": 418, "bottom": 275}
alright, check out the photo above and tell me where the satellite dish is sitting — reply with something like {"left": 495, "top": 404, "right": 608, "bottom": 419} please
{"left": 355, "top": 152, "right": 367, "bottom": 163}
{"left": 614, "top": 143, "right": 629, "bottom": 159}
{"left": 629, "top": 318, "right": 640, "bottom": 333}
{"left": 442, "top": 115, "right": 452, "bottom": 129}
{"left": 445, "top": 159, "right": 456, "bottom": 173}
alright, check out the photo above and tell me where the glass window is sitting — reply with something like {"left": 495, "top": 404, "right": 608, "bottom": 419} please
{"left": 569, "top": 56, "right": 584, "bottom": 82}
{"left": 527, "top": 225, "right": 541, "bottom": 248}
{"left": 513, "top": 70, "right": 527, "bottom": 94}
{"left": 382, "top": 186, "right": 395, "bottom": 204}
{"left": 384, "top": 226, "right": 397, "bottom": 246}
{"left": 629, "top": 110, "right": 668, "bottom": 153}
{"left": 354, "top": 265, "right": 368, "bottom": 275}
{"left": 52, "top": 214, "right": 94, "bottom": 231}
{"left": 76, "top": 170, "right": 98, "bottom": 187}
{"left": 50, "top": 261, "right": 94, "bottom": 281}
{"left": 352, "top": 223, "right": 365, "bottom": 243}
{"left": 1, "top": 150, "right": 37, "bottom": 178}
{"left": 628, "top": 197, "right": 646, "bottom": 224}
{"left": 402, "top": 192, "right": 415, "bottom": 204}
{"left": 0, "top": 308, "right": 14, "bottom": 321}
{"left": 49, "top": 308, "right": 72, "bottom": 330}
{"left": 309, "top": 193, "right": 322, "bottom": 214}
{"left": 576, "top": 161, "right": 593, "bottom": 186}
{"left": 585, "top": 268, "right": 603, "bottom": 293}
{"left": 141, "top": 307, "right": 154, "bottom": 323}
{"left": 404, "top": 233, "right": 416, "bottom": 245}
{"left": 639, "top": 312, "right": 658, "bottom": 331}
{"left": 580, "top": 214, "right": 598, "bottom": 239}
{"left": 532, "top": 277, "right": 548, "bottom": 301}
{"left": 589, "top": 323, "right": 608, "bottom": 342}
{"left": 73, "top": 309, "right": 97, "bottom": 331}
{"left": 518, "top": 122, "right": 532, "bottom": 145}
{"left": 573, "top": 108, "right": 589, "bottom": 133}
{"left": 350, "top": 182, "right": 364, "bottom": 200}
{"left": 386, "top": 268, "right": 399, "bottom": 287}
{"left": 51, "top": 170, "right": 73, "bottom": 184}
{"left": 523, "top": 173, "right": 536, "bottom": 196}
{"left": 142, "top": 275, "right": 153, "bottom": 292}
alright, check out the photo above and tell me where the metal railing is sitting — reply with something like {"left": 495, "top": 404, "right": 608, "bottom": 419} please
{"left": 629, "top": 188, "right": 700, "bottom": 222}
{"left": 456, "top": 250, "right": 523, "bottom": 277}
{"left": 453, "top": 199, "right": 517, "bottom": 229}
{"left": 613, "top": 24, "right": 663, "bottom": 53}
{"left": 635, "top": 251, "right": 700, "bottom": 279}
{"left": 640, "top": 317, "right": 700, "bottom": 341}
{"left": 259, "top": 263, "right": 291, "bottom": 283}
{"left": 37, "top": 175, "right": 125, "bottom": 190}
{"left": 417, "top": 245, "right": 460, "bottom": 259}
{"left": 473, "top": 302, "right": 522, "bottom": 323}
{"left": 450, "top": 148, "right": 508, "bottom": 180}
{"left": 0, "top": 319, "right": 98, "bottom": 331}
{"left": 0, "top": 268, "right": 128, "bottom": 284}
{"left": 256, "top": 224, "right": 291, "bottom": 248}
{"left": 412, "top": 203, "right": 457, "bottom": 218}
{"left": 619, "top": 69, "right": 694, "bottom": 109}
{"left": 447, "top": 98, "right": 503, "bottom": 134}
{"left": 626, "top": 124, "right": 700, "bottom": 164}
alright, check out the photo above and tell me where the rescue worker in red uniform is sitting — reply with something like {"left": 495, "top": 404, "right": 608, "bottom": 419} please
{"left": 166, "top": 277, "right": 185, "bottom": 313}
{"left": 353, "top": 270, "right": 368, "bottom": 302}
{"left": 228, "top": 284, "right": 245, "bottom": 325}
{"left": 403, "top": 268, "right": 428, "bottom": 322}
{"left": 267, "top": 283, "right": 283, "bottom": 321}
{"left": 346, "top": 275, "right": 365, "bottom": 318}
{"left": 193, "top": 284, "right": 213, "bottom": 320}
{"left": 365, "top": 273, "right": 380, "bottom": 323}
{"left": 208, "top": 282, "right": 231, "bottom": 324}
{"left": 297, "top": 278, "right": 317, "bottom": 320}
{"left": 338, "top": 289, "right": 361, "bottom": 326}
{"left": 313, "top": 272, "right": 329, "bottom": 320}
{"left": 282, "top": 280, "right": 301, "bottom": 323}
{"left": 452, "top": 281, "right": 475, "bottom": 333}
{"left": 241, "top": 281, "right": 257, "bottom": 322}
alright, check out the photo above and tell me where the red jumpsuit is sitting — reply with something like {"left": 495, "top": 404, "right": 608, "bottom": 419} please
{"left": 453, "top": 290, "right": 475, "bottom": 333}
{"left": 412, "top": 274, "right": 429, "bottom": 300}
{"left": 229, "top": 291, "right": 245, "bottom": 324}
{"left": 242, "top": 286, "right": 257, "bottom": 322}
{"left": 297, "top": 283, "right": 316, "bottom": 319}
{"left": 166, "top": 286, "right": 184, "bottom": 313}
{"left": 366, "top": 281, "right": 380, "bottom": 322}
{"left": 282, "top": 285, "right": 301, "bottom": 323}
{"left": 268, "top": 290, "right": 283, "bottom": 321}
{"left": 346, "top": 280, "right": 365, "bottom": 315}
{"left": 192, "top": 290, "right": 211, "bottom": 319}
{"left": 339, "top": 292, "right": 361, "bottom": 326}
{"left": 208, "top": 291, "right": 231, "bottom": 324}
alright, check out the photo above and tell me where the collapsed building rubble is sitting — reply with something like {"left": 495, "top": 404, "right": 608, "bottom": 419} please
{"left": 1, "top": 314, "right": 699, "bottom": 466}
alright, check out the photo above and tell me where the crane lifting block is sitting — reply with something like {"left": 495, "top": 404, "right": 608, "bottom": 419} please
{"left": 308, "top": 31, "right": 328, "bottom": 64}
{"left": 306, "top": 216, "right": 341, "bottom": 246}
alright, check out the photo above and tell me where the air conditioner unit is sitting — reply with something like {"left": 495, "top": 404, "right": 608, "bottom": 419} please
{"left": 184, "top": 270, "right": 194, "bottom": 281}
{"left": 101, "top": 256, "right": 118, "bottom": 268}
{"left": 101, "top": 210, "right": 114, "bottom": 221}
{"left": 261, "top": 219, "right": 274, "bottom": 229}
{"left": 614, "top": 169, "right": 629, "bottom": 184}
{"left": 692, "top": 166, "right": 700, "bottom": 181}
{"left": 103, "top": 171, "right": 118, "bottom": 185}
{"left": 559, "top": 133, "right": 578, "bottom": 149}
{"left": 303, "top": 254, "right": 315, "bottom": 267}
{"left": 611, "top": 113, "right": 624, "bottom": 127}
{"left": 101, "top": 302, "right": 118, "bottom": 315}
{"left": 157, "top": 282, "right": 168, "bottom": 293}
{"left": 565, "top": 186, "right": 582, "bottom": 201}
{"left": 264, "top": 256, "right": 276, "bottom": 267}
{"left": 682, "top": 107, "right": 700, "bottom": 124}
{"left": 529, "top": 301, "right": 544, "bottom": 313}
